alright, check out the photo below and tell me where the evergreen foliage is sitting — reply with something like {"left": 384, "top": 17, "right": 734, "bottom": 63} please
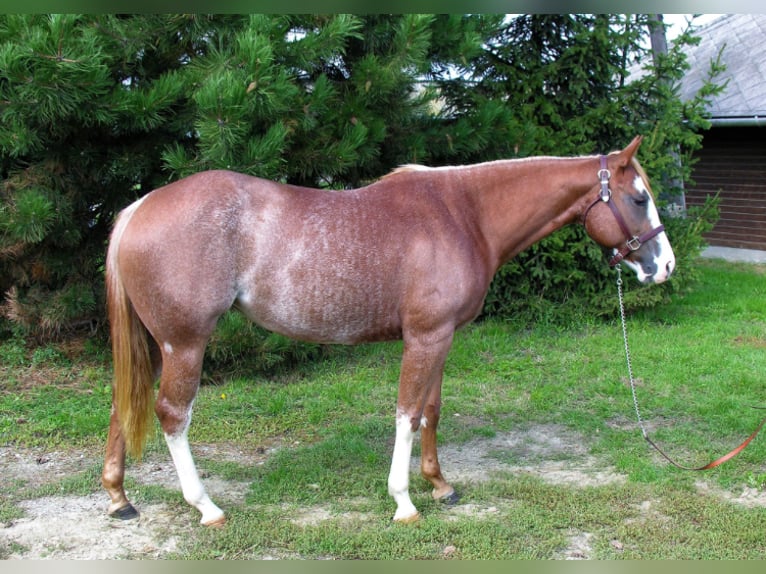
{"left": 0, "top": 14, "right": 722, "bottom": 341}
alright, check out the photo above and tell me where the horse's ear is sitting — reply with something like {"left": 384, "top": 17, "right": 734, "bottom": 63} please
{"left": 614, "top": 135, "right": 643, "bottom": 168}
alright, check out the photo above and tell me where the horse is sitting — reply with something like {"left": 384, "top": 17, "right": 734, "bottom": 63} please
{"left": 101, "top": 135, "right": 674, "bottom": 526}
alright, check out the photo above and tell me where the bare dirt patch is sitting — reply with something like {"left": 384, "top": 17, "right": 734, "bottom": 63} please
{"left": 695, "top": 480, "right": 766, "bottom": 508}
{"left": 5, "top": 495, "right": 185, "bottom": 559}
{"left": 427, "top": 423, "right": 627, "bottom": 487}
{"left": 0, "top": 443, "right": 256, "bottom": 559}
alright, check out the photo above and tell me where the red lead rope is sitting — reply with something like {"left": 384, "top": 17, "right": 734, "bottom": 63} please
{"left": 642, "top": 415, "right": 766, "bottom": 471}
{"left": 616, "top": 264, "right": 766, "bottom": 471}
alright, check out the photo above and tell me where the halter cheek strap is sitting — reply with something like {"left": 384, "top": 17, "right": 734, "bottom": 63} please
{"left": 583, "top": 156, "right": 665, "bottom": 267}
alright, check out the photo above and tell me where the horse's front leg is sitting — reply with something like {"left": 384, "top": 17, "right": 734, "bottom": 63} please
{"left": 388, "top": 327, "right": 454, "bottom": 523}
{"left": 420, "top": 381, "right": 459, "bottom": 504}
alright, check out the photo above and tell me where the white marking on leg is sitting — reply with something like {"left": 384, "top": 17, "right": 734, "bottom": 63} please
{"left": 388, "top": 413, "right": 419, "bottom": 522}
{"left": 165, "top": 425, "right": 225, "bottom": 525}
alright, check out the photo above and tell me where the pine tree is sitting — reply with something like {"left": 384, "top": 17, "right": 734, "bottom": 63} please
{"left": 160, "top": 14, "right": 505, "bottom": 187}
{"left": 0, "top": 15, "right": 218, "bottom": 337}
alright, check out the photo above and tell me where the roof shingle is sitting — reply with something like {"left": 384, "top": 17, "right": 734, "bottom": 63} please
{"left": 678, "top": 14, "right": 766, "bottom": 120}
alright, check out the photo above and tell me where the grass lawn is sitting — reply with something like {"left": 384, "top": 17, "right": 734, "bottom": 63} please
{"left": 1, "top": 258, "right": 765, "bottom": 559}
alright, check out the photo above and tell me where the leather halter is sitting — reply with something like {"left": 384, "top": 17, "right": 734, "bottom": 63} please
{"left": 582, "top": 156, "right": 665, "bottom": 267}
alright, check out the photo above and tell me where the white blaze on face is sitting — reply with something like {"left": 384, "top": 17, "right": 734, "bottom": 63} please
{"left": 620, "top": 176, "right": 676, "bottom": 284}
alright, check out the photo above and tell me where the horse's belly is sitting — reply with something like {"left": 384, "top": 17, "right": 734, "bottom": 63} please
{"left": 237, "top": 284, "right": 401, "bottom": 345}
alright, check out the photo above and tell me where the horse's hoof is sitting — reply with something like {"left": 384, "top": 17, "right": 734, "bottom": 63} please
{"left": 202, "top": 515, "right": 227, "bottom": 528}
{"left": 393, "top": 511, "right": 420, "bottom": 524}
{"left": 109, "top": 504, "right": 139, "bottom": 521}
{"left": 438, "top": 489, "right": 460, "bottom": 506}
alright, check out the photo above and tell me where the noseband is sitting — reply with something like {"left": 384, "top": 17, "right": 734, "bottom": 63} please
{"left": 582, "top": 156, "right": 665, "bottom": 267}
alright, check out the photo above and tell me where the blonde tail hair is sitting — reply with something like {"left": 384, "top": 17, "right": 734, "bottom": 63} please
{"left": 107, "top": 200, "right": 155, "bottom": 459}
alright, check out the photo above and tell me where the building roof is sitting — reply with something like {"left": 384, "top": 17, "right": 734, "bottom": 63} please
{"left": 678, "top": 14, "right": 766, "bottom": 125}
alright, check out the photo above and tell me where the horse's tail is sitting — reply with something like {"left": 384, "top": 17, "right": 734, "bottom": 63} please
{"left": 107, "top": 200, "right": 155, "bottom": 459}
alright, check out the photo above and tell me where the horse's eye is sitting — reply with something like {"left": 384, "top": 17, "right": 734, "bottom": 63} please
{"left": 632, "top": 196, "right": 648, "bottom": 207}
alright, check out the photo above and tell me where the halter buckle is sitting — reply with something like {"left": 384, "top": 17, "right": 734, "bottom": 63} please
{"left": 626, "top": 236, "right": 641, "bottom": 251}
{"left": 598, "top": 164, "right": 611, "bottom": 202}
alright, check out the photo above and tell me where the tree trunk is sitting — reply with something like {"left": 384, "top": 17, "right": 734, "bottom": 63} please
{"left": 648, "top": 14, "right": 686, "bottom": 213}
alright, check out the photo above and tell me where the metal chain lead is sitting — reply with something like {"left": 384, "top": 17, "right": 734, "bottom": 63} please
{"left": 616, "top": 265, "right": 765, "bottom": 469}
{"left": 616, "top": 264, "right": 648, "bottom": 439}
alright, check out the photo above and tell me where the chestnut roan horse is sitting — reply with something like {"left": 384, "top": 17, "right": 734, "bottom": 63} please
{"left": 102, "top": 136, "right": 674, "bottom": 526}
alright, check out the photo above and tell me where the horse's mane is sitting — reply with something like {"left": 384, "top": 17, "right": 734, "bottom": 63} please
{"left": 382, "top": 156, "right": 655, "bottom": 199}
{"left": 380, "top": 159, "right": 513, "bottom": 181}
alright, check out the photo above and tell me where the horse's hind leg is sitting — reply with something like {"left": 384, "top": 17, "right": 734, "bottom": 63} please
{"left": 156, "top": 340, "right": 225, "bottom": 526}
{"left": 102, "top": 341, "right": 161, "bottom": 520}
{"left": 102, "top": 411, "right": 139, "bottom": 519}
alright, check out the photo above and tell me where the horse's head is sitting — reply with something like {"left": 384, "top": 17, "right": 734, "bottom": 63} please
{"left": 582, "top": 136, "right": 675, "bottom": 284}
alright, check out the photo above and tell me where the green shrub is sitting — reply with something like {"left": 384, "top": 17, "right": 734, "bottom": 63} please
{"left": 204, "top": 310, "right": 326, "bottom": 379}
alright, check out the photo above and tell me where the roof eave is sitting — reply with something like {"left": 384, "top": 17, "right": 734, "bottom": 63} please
{"left": 709, "top": 115, "right": 766, "bottom": 127}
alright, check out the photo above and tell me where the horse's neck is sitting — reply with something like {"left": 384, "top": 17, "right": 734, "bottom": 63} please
{"left": 463, "top": 156, "right": 598, "bottom": 270}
